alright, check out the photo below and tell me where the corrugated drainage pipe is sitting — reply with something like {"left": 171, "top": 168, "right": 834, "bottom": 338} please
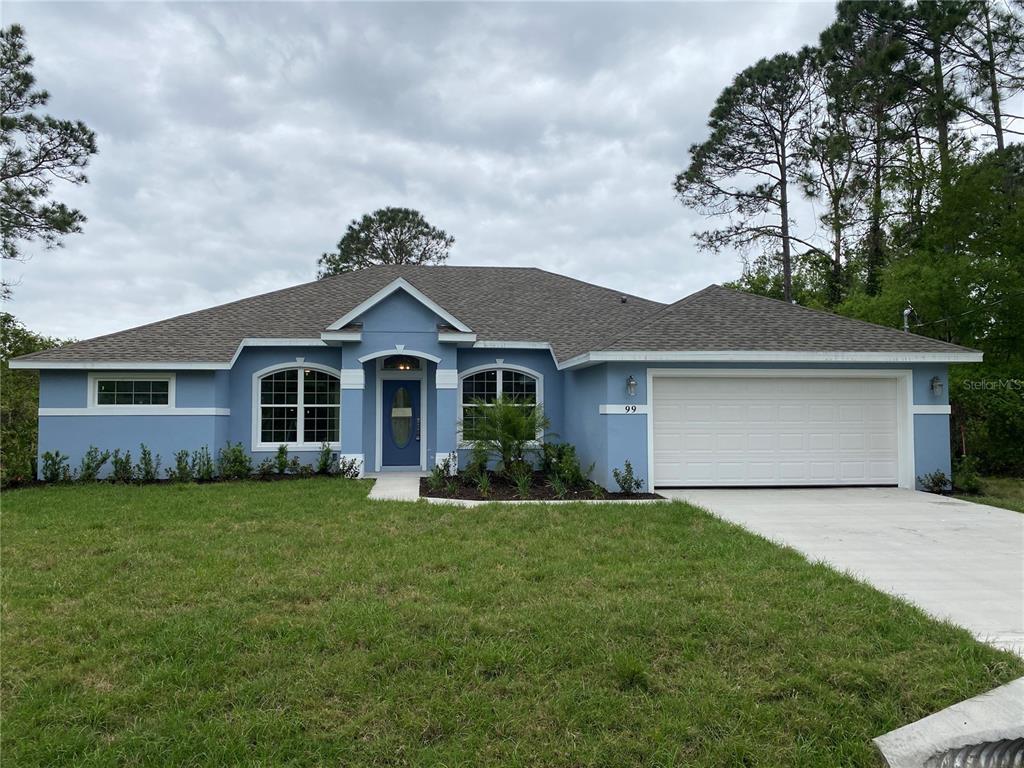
{"left": 924, "top": 738, "right": 1024, "bottom": 768}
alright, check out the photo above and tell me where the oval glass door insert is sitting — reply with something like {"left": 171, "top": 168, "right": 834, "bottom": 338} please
{"left": 390, "top": 386, "right": 413, "bottom": 448}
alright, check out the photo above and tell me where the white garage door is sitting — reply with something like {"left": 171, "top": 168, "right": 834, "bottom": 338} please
{"left": 652, "top": 376, "right": 900, "bottom": 487}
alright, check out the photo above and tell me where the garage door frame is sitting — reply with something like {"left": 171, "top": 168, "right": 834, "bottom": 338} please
{"left": 646, "top": 368, "right": 916, "bottom": 489}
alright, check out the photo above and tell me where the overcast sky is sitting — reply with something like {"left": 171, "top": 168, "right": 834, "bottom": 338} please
{"left": 5, "top": 1, "right": 836, "bottom": 340}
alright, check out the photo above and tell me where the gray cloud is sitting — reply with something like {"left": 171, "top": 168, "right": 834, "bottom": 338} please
{"left": 4, "top": 1, "right": 835, "bottom": 340}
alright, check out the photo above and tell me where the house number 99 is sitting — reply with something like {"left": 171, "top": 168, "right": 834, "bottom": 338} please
{"left": 624, "top": 405, "right": 638, "bottom": 413}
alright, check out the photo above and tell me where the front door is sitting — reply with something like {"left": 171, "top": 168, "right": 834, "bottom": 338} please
{"left": 382, "top": 379, "right": 421, "bottom": 467}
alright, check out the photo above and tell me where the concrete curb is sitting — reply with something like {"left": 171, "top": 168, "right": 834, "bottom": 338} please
{"left": 421, "top": 496, "right": 670, "bottom": 507}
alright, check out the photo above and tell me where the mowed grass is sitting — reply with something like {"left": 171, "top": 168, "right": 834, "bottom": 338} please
{"left": 956, "top": 475, "right": 1024, "bottom": 514}
{"left": 2, "top": 480, "right": 1021, "bottom": 767}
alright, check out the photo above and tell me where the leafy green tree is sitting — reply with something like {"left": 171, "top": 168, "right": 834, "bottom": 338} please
{"left": 840, "top": 147, "right": 1024, "bottom": 473}
{"left": 0, "top": 24, "right": 98, "bottom": 299}
{"left": 317, "top": 207, "right": 454, "bottom": 277}
{"left": 0, "top": 312, "right": 63, "bottom": 484}
{"left": 797, "top": 47, "right": 870, "bottom": 305}
{"left": 675, "top": 50, "right": 817, "bottom": 303}
{"left": 949, "top": 0, "right": 1024, "bottom": 151}
{"left": 820, "top": 1, "right": 916, "bottom": 295}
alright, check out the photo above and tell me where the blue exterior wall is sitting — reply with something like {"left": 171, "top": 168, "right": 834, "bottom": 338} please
{"left": 568, "top": 361, "right": 952, "bottom": 490}
{"left": 37, "top": 370, "right": 229, "bottom": 477}
{"left": 32, "top": 285, "right": 955, "bottom": 487}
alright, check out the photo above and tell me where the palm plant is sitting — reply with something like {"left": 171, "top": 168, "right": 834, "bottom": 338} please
{"left": 460, "top": 395, "right": 551, "bottom": 475}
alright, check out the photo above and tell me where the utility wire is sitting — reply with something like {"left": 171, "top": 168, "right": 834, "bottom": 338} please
{"left": 911, "top": 290, "right": 1024, "bottom": 329}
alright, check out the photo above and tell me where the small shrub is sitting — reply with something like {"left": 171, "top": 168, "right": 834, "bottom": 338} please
{"left": 954, "top": 455, "right": 983, "bottom": 495}
{"left": 255, "top": 457, "right": 275, "bottom": 479}
{"left": 508, "top": 460, "right": 534, "bottom": 499}
{"left": 549, "top": 473, "right": 568, "bottom": 499}
{"left": 427, "top": 463, "right": 447, "bottom": 494}
{"left": 167, "top": 450, "right": 193, "bottom": 482}
{"left": 918, "top": 470, "right": 951, "bottom": 494}
{"left": 191, "top": 446, "right": 215, "bottom": 482}
{"left": 465, "top": 444, "right": 489, "bottom": 481}
{"left": 612, "top": 460, "right": 644, "bottom": 495}
{"left": 295, "top": 462, "right": 315, "bottom": 478}
{"left": 218, "top": 442, "right": 253, "bottom": 480}
{"left": 543, "top": 442, "right": 590, "bottom": 491}
{"left": 316, "top": 443, "right": 335, "bottom": 475}
{"left": 78, "top": 446, "right": 111, "bottom": 482}
{"left": 287, "top": 456, "right": 303, "bottom": 475}
{"left": 337, "top": 456, "right": 361, "bottom": 479}
{"left": 275, "top": 445, "right": 290, "bottom": 475}
{"left": 135, "top": 444, "right": 161, "bottom": 483}
{"left": 110, "top": 449, "right": 135, "bottom": 484}
{"left": 588, "top": 481, "right": 606, "bottom": 500}
{"left": 41, "top": 450, "right": 72, "bottom": 483}
{"left": 477, "top": 471, "right": 491, "bottom": 498}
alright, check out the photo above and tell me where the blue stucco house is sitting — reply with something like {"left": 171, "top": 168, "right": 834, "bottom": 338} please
{"left": 12, "top": 266, "right": 980, "bottom": 489}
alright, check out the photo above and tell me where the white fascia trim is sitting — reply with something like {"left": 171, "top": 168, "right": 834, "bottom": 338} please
{"left": 473, "top": 340, "right": 553, "bottom": 350}
{"left": 340, "top": 369, "right": 365, "bottom": 390}
{"left": 438, "top": 331, "right": 477, "bottom": 343}
{"left": 912, "top": 404, "right": 952, "bottom": 415}
{"left": 11, "top": 360, "right": 231, "bottom": 370}
{"left": 559, "top": 350, "right": 983, "bottom": 369}
{"left": 357, "top": 348, "right": 442, "bottom": 365}
{"left": 12, "top": 337, "right": 332, "bottom": 371}
{"left": 326, "top": 278, "right": 472, "bottom": 332}
{"left": 41, "top": 407, "right": 229, "bottom": 417}
{"left": 436, "top": 369, "right": 458, "bottom": 389}
{"left": 321, "top": 331, "right": 362, "bottom": 343}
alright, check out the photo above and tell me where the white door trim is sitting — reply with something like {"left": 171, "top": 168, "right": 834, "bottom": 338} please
{"left": 645, "top": 368, "right": 915, "bottom": 490}
{"left": 375, "top": 364, "right": 427, "bottom": 472}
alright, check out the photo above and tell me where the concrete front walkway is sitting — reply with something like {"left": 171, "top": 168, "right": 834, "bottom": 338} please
{"left": 659, "top": 487, "right": 1024, "bottom": 656}
{"left": 366, "top": 472, "right": 425, "bottom": 501}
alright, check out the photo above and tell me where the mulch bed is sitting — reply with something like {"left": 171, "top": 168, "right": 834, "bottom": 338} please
{"left": 420, "top": 471, "right": 661, "bottom": 501}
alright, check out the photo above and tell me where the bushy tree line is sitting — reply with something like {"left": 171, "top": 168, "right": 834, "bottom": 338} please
{"left": 679, "top": 0, "right": 1024, "bottom": 475}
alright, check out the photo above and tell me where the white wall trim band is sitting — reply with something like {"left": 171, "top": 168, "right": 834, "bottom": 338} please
{"left": 598, "top": 404, "right": 649, "bottom": 415}
{"left": 40, "top": 407, "right": 230, "bottom": 417}
{"left": 436, "top": 369, "right": 458, "bottom": 389}
{"left": 559, "top": 349, "right": 983, "bottom": 369}
{"left": 912, "top": 404, "right": 952, "bottom": 415}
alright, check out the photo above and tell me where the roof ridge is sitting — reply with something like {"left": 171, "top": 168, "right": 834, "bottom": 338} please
{"left": 592, "top": 284, "right": 719, "bottom": 350}
{"left": 526, "top": 267, "right": 665, "bottom": 307}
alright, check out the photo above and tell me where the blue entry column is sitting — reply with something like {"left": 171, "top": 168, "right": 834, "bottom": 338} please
{"left": 435, "top": 368, "right": 458, "bottom": 470}
{"left": 340, "top": 367, "right": 365, "bottom": 476}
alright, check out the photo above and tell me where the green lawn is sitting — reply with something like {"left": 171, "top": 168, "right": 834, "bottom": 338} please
{"left": 3, "top": 480, "right": 1021, "bottom": 767}
{"left": 956, "top": 475, "right": 1024, "bottom": 514}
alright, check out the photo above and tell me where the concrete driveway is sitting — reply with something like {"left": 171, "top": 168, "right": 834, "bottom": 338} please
{"left": 660, "top": 487, "right": 1024, "bottom": 656}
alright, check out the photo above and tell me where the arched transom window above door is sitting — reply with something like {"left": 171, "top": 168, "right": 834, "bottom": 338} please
{"left": 381, "top": 355, "right": 421, "bottom": 371}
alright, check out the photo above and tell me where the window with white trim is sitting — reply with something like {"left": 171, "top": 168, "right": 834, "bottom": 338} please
{"left": 259, "top": 368, "right": 340, "bottom": 445}
{"left": 94, "top": 376, "right": 173, "bottom": 406}
{"left": 460, "top": 367, "right": 540, "bottom": 435}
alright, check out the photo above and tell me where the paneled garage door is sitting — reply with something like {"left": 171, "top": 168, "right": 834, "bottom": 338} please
{"left": 651, "top": 376, "right": 900, "bottom": 487}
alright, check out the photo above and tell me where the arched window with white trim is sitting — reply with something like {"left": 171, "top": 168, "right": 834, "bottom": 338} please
{"left": 255, "top": 365, "right": 340, "bottom": 448}
{"left": 458, "top": 365, "right": 543, "bottom": 439}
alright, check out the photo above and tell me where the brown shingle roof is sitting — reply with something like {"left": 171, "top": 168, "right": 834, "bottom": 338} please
{"left": 13, "top": 267, "right": 977, "bottom": 366}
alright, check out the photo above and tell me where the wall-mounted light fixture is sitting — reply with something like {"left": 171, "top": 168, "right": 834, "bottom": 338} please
{"left": 930, "top": 376, "right": 944, "bottom": 396}
{"left": 626, "top": 375, "right": 638, "bottom": 397}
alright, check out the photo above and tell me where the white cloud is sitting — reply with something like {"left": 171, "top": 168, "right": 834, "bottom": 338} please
{"left": 4, "top": 1, "right": 836, "bottom": 339}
